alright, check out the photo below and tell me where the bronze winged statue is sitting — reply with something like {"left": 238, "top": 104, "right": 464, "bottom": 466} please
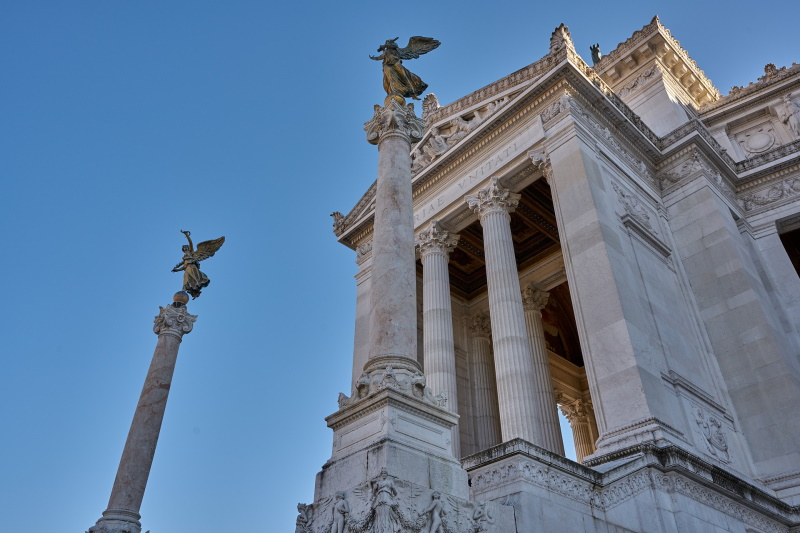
{"left": 171, "top": 230, "right": 225, "bottom": 299}
{"left": 369, "top": 36, "right": 440, "bottom": 100}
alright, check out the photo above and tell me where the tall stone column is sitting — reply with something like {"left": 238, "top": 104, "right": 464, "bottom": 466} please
{"left": 364, "top": 99, "right": 425, "bottom": 366}
{"left": 559, "top": 399, "right": 596, "bottom": 463}
{"left": 521, "top": 283, "right": 565, "bottom": 455}
{"left": 89, "top": 293, "right": 197, "bottom": 533}
{"left": 466, "top": 178, "right": 542, "bottom": 445}
{"left": 469, "top": 313, "right": 502, "bottom": 451}
{"left": 416, "top": 220, "right": 461, "bottom": 456}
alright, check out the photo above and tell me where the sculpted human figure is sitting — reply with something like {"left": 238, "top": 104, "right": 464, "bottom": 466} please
{"left": 783, "top": 93, "right": 800, "bottom": 138}
{"left": 370, "top": 37, "right": 440, "bottom": 100}
{"left": 372, "top": 468, "right": 401, "bottom": 533}
{"left": 331, "top": 491, "right": 349, "bottom": 533}
{"left": 421, "top": 492, "right": 443, "bottom": 533}
{"left": 473, "top": 501, "right": 493, "bottom": 532}
{"left": 171, "top": 230, "right": 225, "bottom": 299}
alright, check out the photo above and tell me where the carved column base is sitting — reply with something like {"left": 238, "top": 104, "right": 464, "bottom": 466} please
{"left": 87, "top": 509, "right": 142, "bottom": 533}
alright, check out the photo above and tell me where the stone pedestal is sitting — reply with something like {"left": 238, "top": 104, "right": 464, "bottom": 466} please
{"left": 416, "top": 220, "right": 460, "bottom": 457}
{"left": 88, "top": 296, "right": 196, "bottom": 533}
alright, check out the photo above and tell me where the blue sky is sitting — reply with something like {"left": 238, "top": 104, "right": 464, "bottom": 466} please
{"left": 1, "top": 2, "right": 796, "bottom": 532}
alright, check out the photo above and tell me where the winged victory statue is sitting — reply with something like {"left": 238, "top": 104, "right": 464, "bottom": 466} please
{"left": 370, "top": 36, "right": 440, "bottom": 100}
{"left": 171, "top": 230, "right": 225, "bottom": 299}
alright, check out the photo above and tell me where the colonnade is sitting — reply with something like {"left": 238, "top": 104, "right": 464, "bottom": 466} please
{"left": 414, "top": 177, "right": 593, "bottom": 458}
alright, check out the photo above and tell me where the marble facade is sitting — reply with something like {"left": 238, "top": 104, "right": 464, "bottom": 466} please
{"left": 306, "top": 17, "right": 800, "bottom": 533}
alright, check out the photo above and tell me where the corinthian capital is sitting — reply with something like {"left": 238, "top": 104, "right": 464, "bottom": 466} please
{"left": 415, "top": 220, "right": 459, "bottom": 261}
{"left": 465, "top": 178, "right": 520, "bottom": 219}
{"left": 470, "top": 312, "right": 492, "bottom": 339}
{"left": 521, "top": 283, "right": 549, "bottom": 312}
{"left": 153, "top": 303, "right": 197, "bottom": 339}
{"left": 364, "top": 99, "right": 426, "bottom": 146}
{"left": 560, "top": 399, "right": 592, "bottom": 424}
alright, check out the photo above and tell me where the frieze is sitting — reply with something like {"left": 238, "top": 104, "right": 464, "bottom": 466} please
{"left": 738, "top": 176, "right": 800, "bottom": 213}
{"left": 658, "top": 118, "right": 738, "bottom": 168}
{"left": 297, "top": 470, "right": 498, "bottom": 533}
{"left": 658, "top": 146, "right": 737, "bottom": 204}
{"left": 617, "top": 64, "right": 661, "bottom": 98}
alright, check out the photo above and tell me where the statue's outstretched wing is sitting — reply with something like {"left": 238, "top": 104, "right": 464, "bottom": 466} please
{"left": 398, "top": 36, "right": 440, "bottom": 60}
{"left": 194, "top": 236, "right": 225, "bottom": 261}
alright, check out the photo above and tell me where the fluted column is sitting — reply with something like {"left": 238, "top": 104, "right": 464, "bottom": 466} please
{"left": 466, "top": 178, "right": 542, "bottom": 444}
{"left": 560, "top": 399, "right": 595, "bottom": 463}
{"left": 521, "top": 284, "right": 565, "bottom": 455}
{"left": 469, "top": 313, "right": 501, "bottom": 450}
{"left": 363, "top": 99, "right": 425, "bottom": 364}
{"left": 416, "top": 220, "right": 460, "bottom": 456}
{"left": 89, "top": 293, "right": 197, "bottom": 533}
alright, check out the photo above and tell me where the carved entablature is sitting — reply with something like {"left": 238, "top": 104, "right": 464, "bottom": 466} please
{"left": 594, "top": 16, "right": 719, "bottom": 108}
{"left": 657, "top": 146, "right": 737, "bottom": 206}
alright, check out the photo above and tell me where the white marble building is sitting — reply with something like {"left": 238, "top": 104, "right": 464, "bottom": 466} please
{"left": 303, "top": 18, "right": 800, "bottom": 533}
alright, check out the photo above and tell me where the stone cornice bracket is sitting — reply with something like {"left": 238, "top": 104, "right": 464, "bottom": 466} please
{"left": 364, "top": 99, "right": 426, "bottom": 146}
{"left": 528, "top": 151, "right": 553, "bottom": 183}
{"left": 470, "top": 312, "right": 492, "bottom": 340}
{"left": 465, "top": 177, "right": 521, "bottom": 220}
{"left": 549, "top": 23, "right": 575, "bottom": 57}
{"left": 153, "top": 303, "right": 197, "bottom": 339}
{"left": 521, "top": 283, "right": 549, "bottom": 312}
{"left": 415, "top": 220, "right": 459, "bottom": 261}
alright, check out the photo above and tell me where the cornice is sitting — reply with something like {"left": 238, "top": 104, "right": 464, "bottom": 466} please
{"left": 594, "top": 15, "right": 720, "bottom": 107}
{"left": 701, "top": 63, "right": 800, "bottom": 115}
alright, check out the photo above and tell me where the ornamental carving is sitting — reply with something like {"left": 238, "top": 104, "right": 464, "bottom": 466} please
{"left": 659, "top": 148, "right": 736, "bottom": 203}
{"left": 422, "top": 93, "right": 440, "bottom": 120}
{"left": 521, "top": 284, "right": 549, "bottom": 312}
{"left": 470, "top": 313, "right": 492, "bottom": 339}
{"left": 692, "top": 405, "right": 731, "bottom": 463}
{"left": 337, "top": 362, "right": 446, "bottom": 410}
{"left": 331, "top": 211, "right": 345, "bottom": 236}
{"left": 739, "top": 177, "right": 800, "bottom": 212}
{"left": 411, "top": 96, "right": 510, "bottom": 175}
{"left": 465, "top": 178, "right": 520, "bottom": 218}
{"left": 365, "top": 99, "right": 426, "bottom": 146}
{"left": 559, "top": 399, "right": 592, "bottom": 424}
{"left": 299, "top": 470, "right": 495, "bottom": 533}
{"left": 735, "top": 123, "right": 777, "bottom": 156}
{"left": 528, "top": 151, "right": 553, "bottom": 183}
{"left": 617, "top": 64, "right": 661, "bottom": 98}
{"left": 415, "top": 220, "right": 459, "bottom": 260}
{"left": 549, "top": 23, "right": 575, "bottom": 55}
{"left": 153, "top": 303, "right": 197, "bottom": 338}
{"left": 611, "top": 181, "right": 655, "bottom": 232}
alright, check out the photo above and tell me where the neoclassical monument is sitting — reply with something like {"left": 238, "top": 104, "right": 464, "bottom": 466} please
{"left": 302, "top": 18, "right": 800, "bottom": 533}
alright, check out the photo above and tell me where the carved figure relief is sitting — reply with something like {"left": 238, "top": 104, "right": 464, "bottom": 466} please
{"left": 331, "top": 491, "right": 351, "bottom": 533}
{"left": 338, "top": 366, "right": 446, "bottom": 409}
{"left": 410, "top": 95, "right": 511, "bottom": 175}
{"left": 472, "top": 502, "right": 494, "bottom": 532}
{"left": 693, "top": 405, "right": 731, "bottom": 463}
{"left": 781, "top": 93, "right": 800, "bottom": 139}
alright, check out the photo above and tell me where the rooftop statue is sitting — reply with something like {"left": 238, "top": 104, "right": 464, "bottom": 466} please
{"left": 370, "top": 36, "right": 440, "bottom": 100}
{"left": 172, "top": 230, "right": 225, "bottom": 299}
{"left": 590, "top": 43, "right": 602, "bottom": 65}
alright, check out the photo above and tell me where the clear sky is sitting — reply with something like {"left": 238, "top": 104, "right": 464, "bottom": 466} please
{"left": 1, "top": 1, "right": 796, "bottom": 532}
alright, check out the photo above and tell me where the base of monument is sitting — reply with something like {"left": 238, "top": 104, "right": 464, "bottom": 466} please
{"left": 87, "top": 509, "right": 142, "bottom": 533}
{"left": 463, "top": 439, "right": 799, "bottom": 533}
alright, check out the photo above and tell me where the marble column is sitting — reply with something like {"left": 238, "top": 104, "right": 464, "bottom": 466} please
{"left": 466, "top": 178, "right": 542, "bottom": 444}
{"left": 416, "top": 220, "right": 461, "bottom": 456}
{"left": 469, "top": 312, "right": 502, "bottom": 451}
{"left": 89, "top": 293, "right": 197, "bottom": 533}
{"left": 521, "top": 283, "right": 565, "bottom": 455}
{"left": 364, "top": 98, "right": 425, "bottom": 365}
{"left": 560, "top": 399, "right": 595, "bottom": 463}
